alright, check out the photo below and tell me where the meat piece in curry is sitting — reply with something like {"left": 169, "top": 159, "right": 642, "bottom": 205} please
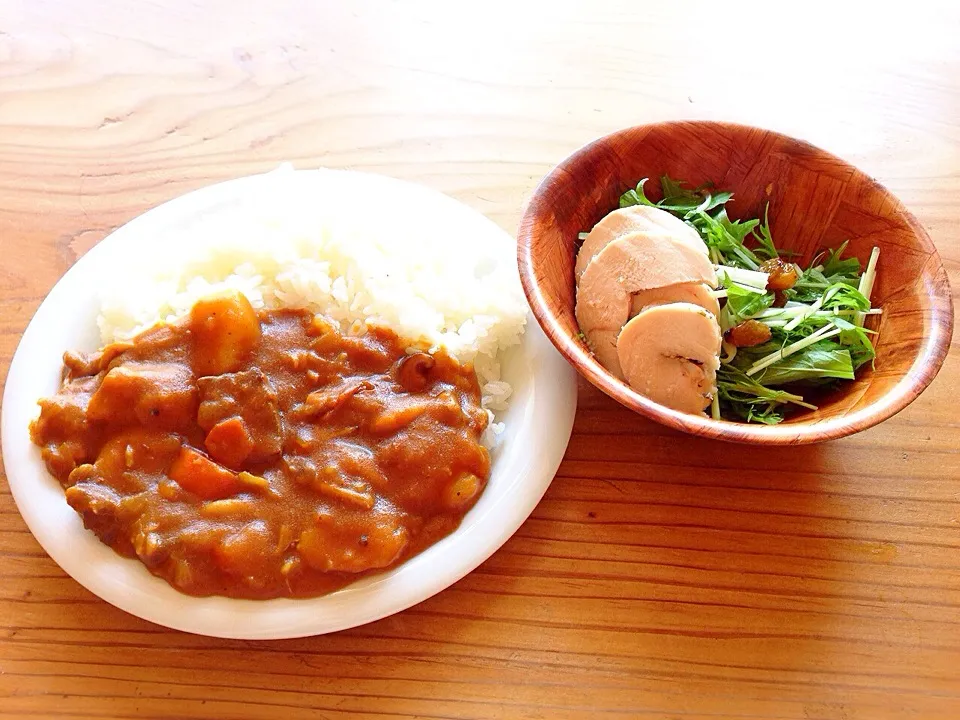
{"left": 30, "top": 291, "right": 491, "bottom": 599}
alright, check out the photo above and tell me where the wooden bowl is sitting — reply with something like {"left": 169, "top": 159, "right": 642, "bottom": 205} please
{"left": 517, "top": 121, "right": 954, "bottom": 444}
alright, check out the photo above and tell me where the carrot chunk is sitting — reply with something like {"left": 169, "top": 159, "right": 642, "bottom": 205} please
{"left": 204, "top": 416, "right": 254, "bottom": 468}
{"left": 168, "top": 446, "right": 240, "bottom": 500}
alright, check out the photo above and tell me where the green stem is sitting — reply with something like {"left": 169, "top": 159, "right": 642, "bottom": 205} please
{"left": 745, "top": 325, "right": 841, "bottom": 376}
{"left": 855, "top": 247, "right": 880, "bottom": 328}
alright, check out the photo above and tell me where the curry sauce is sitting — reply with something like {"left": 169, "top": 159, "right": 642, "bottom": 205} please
{"left": 30, "top": 293, "right": 491, "bottom": 599}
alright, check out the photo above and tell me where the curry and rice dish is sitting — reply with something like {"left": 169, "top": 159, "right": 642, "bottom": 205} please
{"left": 30, "top": 291, "right": 491, "bottom": 599}
{"left": 25, "top": 170, "right": 527, "bottom": 600}
{"left": 24, "top": 171, "right": 527, "bottom": 600}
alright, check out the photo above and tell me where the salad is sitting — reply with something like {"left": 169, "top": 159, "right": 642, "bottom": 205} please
{"left": 589, "top": 175, "right": 880, "bottom": 424}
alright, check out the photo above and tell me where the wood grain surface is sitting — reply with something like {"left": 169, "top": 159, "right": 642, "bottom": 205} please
{"left": 1, "top": 1, "right": 959, "bottom": 718}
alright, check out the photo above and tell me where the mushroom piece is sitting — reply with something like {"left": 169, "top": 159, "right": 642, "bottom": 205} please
{"left": 575, "top": 231, "right": 717, "bottom": 377}
{"left": 574, "top": 206, "right": 707, "bottom": 283}
{"left": 616, "top": 302, "right": 722, "bottom": 415}
{"left": 630, "top": 281, "right": 721, "bottom": 319}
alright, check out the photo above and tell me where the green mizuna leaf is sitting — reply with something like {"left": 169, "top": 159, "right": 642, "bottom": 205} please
{"left": 821, "top": 240, "right": 861, "bottom": 279}
{"left": 723, "top": 281, "right": 775, "bottom": 322}
{"left": 751, "top": 204, "right": 778, "bottom": 260}
{"left": 716, "top": 365, "right": 816, "bottom": 424}
{"left": 821, "top": 283, "right": 871, "bottom": 312}
{"left": 828, "top": 315, "right": 876, "bottom": 370}
{"left": 692, "top": 210, "right": 761, "bottom": 269}
{"left": 754, "top": 344, "right": 855, "bottom": 385}
{"left": 619, "top": 178, "right": 658, "bottom": 209}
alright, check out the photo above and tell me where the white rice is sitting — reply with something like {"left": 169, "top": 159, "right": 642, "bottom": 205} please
{"left": 96, "top": 169, "right": 527, "bottom": 444}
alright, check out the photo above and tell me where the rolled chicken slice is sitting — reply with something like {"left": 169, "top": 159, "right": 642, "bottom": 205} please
{"left": 616, "top": 302, "right": 722, "bottom": 415}
{"left": 575, "top": 206, "right": 708, "bottom": 283}
{"left": 575, "top": 231, "right": 717, "bottom": 378}
{"left": 630, "top": 281, "right": 720, "bottom": 319}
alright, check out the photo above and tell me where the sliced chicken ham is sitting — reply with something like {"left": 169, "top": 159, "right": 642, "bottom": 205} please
{"left": 616, "top": 302, "right": 722, "bottom": 415}
{"left": 630, "top": 281, "right": 720, "bottom": 319}
{"left": 575, "top": 231, "right": 717, "bottom": 378}
{"left": 575, "top": 205, "right": 707, "bottom": 282}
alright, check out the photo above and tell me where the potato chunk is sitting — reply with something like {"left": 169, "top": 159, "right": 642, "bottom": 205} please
{"left": 87, "top": 363, "right": 196, "bottom": 429}
{"left": 190, "top": 291, "right": 261, "bottom": 376}
{"left": 298, "top": 511, "right": 409, "bottom": 573}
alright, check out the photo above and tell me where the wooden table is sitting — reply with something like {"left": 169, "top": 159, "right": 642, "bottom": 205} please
{"left": 2, "top": 2, "right": 958, "bottom": 718}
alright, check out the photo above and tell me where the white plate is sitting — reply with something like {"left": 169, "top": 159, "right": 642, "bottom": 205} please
{"left": 1, "top": 169, "right": 577, "bottom": 639}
